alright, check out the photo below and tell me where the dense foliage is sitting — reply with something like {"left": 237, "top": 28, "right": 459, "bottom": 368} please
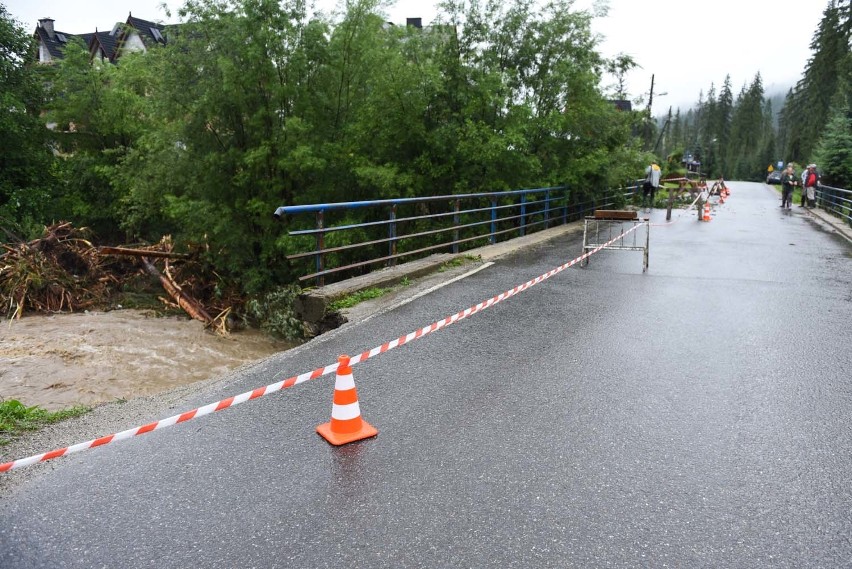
{"left": 4, "top": 0, "right": 642, "bottom": 298}
{"left": 0, "top": 5, "right": 55, "bottom": 236}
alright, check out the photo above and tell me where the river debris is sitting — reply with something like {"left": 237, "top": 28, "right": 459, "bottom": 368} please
{"left": 0, "top": 222, "right": 237, "bottom": 334}
{"left": 1, "top": 222, "right": 114, "bottom": 318}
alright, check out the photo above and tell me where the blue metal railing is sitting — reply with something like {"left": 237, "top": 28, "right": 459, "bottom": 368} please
{"left": 274, "top": 186, "right": 625, "bottom": 285}
{"left": 816, "top": 184, "right": 852, "bottom": 228}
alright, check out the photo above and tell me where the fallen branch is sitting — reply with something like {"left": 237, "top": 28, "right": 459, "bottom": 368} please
{"left": 141, "top": 257, "right": 213, "bottom": 326}
{"left": 99, "top": 246, "right": 189, "bottom": 259}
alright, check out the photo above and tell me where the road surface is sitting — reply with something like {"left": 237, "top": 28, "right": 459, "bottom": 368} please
{"left": 2, "top": 182, "right": 851, "bottom": 568}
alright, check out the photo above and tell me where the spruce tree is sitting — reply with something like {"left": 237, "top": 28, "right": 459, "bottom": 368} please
{"left": 780, "top": 0, "right": 851, "bottom": 161}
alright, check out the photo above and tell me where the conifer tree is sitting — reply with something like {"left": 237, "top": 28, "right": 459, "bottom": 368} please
{"left": 780, "top": 0, "right": 851, "bottom": 161}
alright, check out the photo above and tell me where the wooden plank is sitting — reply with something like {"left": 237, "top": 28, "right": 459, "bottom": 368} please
{"left": 593, "top": 210, "right": 638, "bottom": 220}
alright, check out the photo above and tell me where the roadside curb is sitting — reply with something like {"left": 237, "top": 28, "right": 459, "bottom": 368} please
{"left": 807, "top": 208, "right": 852, "bottom": 244}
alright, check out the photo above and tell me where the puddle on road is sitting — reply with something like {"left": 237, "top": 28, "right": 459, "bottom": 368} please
{"left": 0, "top": 310, "right": 295, "bottom": 410}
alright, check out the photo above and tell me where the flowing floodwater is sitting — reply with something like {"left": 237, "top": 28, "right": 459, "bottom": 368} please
{"left": 0, "top": 310, "right": 294, "bottom": 410}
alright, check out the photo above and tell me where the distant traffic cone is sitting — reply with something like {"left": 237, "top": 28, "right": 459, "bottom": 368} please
{"left": 316, "top": 355, "right": 378, "bottom": 446}
{"left": 703, "top": 202, "right": 712, "bottom": 221}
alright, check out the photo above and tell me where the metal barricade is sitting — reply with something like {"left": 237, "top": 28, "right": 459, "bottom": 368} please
{"left": 580, "top": 210, "right": 650, "bottom": 272}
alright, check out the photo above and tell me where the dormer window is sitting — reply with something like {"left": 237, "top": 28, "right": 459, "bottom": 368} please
{"left": 150, "top": 27, "right": 164, "bottom": 42}
{"left": 56, "top": 32, "right": 67, "bottom": 43}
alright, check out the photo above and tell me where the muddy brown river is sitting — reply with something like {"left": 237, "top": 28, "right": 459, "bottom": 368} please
{"left": 0, "top": 310, "right": 294, "bottom": 410}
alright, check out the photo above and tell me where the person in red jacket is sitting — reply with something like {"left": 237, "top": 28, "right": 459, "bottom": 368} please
{"left": 802, "top": 164, "right": 820, "bottom": 208}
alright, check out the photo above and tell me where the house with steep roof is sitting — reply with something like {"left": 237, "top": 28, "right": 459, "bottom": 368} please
{"left": 119, "top": 15, "right": 168, "bottom": 54}
{"left": 89, "top": 28, "right": 120, "bottom": 63}
{"left": 33, "top": 18, "right": 76, "bottom": 64}
{"left": 33, "top": 13, "right": 169, "bottom": 65}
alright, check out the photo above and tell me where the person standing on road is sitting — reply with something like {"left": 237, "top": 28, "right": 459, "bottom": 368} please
{"left": 642, "top": 162, "right": 661, "bottom": 211}
{"left": 780, "top": 164, "right": 798, "bottom": 209}
{"left": 803, "top": 164, "right": 820, "bottom": 208}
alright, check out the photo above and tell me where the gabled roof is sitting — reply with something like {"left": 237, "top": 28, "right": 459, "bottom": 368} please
{"left": 34, "top": 20, "right": 75, "bottom": 61}
{"left": 89, "top": 29, "right": 120, "bottom": 62}
{"left": 125, "top": 15, "right": 168, "bottom": 47}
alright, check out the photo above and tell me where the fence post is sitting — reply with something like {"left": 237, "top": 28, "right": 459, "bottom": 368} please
{"left": 388, "top": 204, "right": 398, "bottom": 267}
{"left": 453, "top": 199, "right": 460, "bottom": 254}
{"left": 544, "top": 189, "right": 551, "bottom": 229}
{"left": 563, "top": 187, "right": 568, "bottom": 225}
{"left": 520, "top": 193, "right": 527, "bottom": 237}
{"left": 315, "top": 210, "right": 325, "bottom": 287}
{"left": 666, "top": 184, "right": 674, "bottom": 221}
{"left": 490, "top": 197, "right": 497, "bottom": 245}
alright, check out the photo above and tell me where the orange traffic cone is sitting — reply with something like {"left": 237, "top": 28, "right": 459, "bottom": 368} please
{"left": 316, "top": 355, "right": 378, "bottom": 446}
{"left": 703, "top": 202, "right": 711, "bottom": 221}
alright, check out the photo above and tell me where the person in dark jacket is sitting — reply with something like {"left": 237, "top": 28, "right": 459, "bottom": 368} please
{"left": 802, "top": 164, "right": 820, "bottom": 208}
{"left": 780, "top": 165, "right": 798, "bottom": 209}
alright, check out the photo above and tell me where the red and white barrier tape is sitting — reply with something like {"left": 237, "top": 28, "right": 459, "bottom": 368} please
{"left": 0, "top": 222, "right": 645, "bottom": 472}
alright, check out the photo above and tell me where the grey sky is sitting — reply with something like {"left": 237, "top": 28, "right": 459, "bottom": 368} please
{"left": 8, "top": 0, "right": 825, "bottom": 115}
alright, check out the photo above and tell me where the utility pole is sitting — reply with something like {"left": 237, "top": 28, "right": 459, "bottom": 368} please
{"left": 645, "top": 75, "right": 667, "bottom": 151}
{"left": 647, "top": 74, "right": 655, "bottom": 115}
{"left": 645, "top": 75, "right": 656, "bottom": 150}
{"left": 653, "top": 108, "right": 672, "bottom": 153}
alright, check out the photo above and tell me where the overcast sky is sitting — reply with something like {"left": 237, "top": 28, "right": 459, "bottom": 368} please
{"left": 7, "top": 0, "right": 825, "bottom": 115}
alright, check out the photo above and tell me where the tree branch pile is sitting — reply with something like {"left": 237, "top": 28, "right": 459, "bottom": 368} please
{"left": 1, "top": 222, "right": 240, "bottom": 335}
{"left": 0, "top": 222, "right": 120, "bottom": 318}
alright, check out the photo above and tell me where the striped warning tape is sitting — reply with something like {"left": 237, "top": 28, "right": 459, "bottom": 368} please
{"left": 0, "top": 222, "right": 645, "bottom": 472}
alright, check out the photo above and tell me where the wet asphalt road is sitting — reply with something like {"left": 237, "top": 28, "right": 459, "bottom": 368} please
{"left": 2, "top": 182, "right": 852, "bottom": 568}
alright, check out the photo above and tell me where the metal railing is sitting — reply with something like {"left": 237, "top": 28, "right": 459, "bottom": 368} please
{"left": 816, "top": 184, "right": 852, "bottom": 227}
{"left": 274, "top": 186, "right": 626, "bottom": 285}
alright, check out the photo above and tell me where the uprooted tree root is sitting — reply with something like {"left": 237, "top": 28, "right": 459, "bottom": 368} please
{"left": 0, "top": 222, "right": 241, "bottom": 335}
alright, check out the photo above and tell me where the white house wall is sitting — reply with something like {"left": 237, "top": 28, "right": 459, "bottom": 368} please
{"left": 122, "top": 31, "right": 147, "bottom": 55}
{"left": 39, "top": 43, "right": 53, "bottom": 63}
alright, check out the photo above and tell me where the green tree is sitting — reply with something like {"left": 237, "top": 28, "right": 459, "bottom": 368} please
{"left": 712, "top": 76, "right": 733, "bottom": 176}
{"left": 779, "top": 0, "right": 851, "bottom": 162}
{"left": 726, "top": 74, "right": 766, "bottom": 180}
{"left": 0, "top": 5, "right": 54, "bottom": 236}
{"left": 812, "top": 51, "right": 852, "bottom": 187}
{"left": 30, "top": 0, "right": 642, "bottom": 299}
{"left": 46, "top": 39, "right": 150, "bottom": 240}
{"left": 812, "top": 107, "right": 852, "bottom": 188}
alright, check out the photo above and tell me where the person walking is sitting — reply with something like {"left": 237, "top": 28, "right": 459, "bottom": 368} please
{"left": 803, "top": 163, "right": 820, "bottom": 208}
{"left": 642, "top": 162, "right": 661, "bottom": 212}
{"left": 780, "top": 164, "right": 798, "bottom": 209}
